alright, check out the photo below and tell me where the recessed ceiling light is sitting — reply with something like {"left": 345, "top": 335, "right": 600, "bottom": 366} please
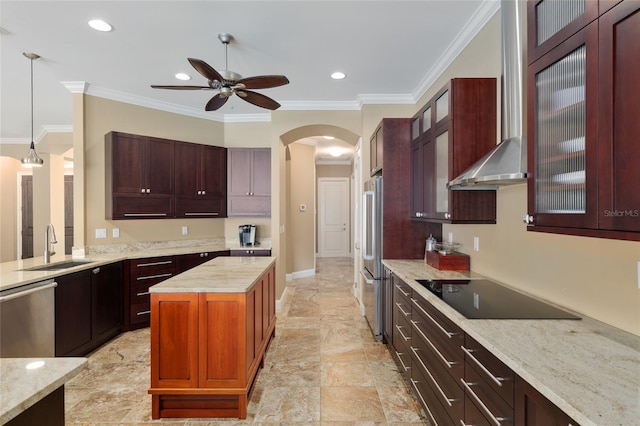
{"left": 328, "top": 147, "right": 344, "bottom": 157}
{"left": 88, "top": 19, "right": 112, "bottom": 32}
{"left": 323, "top": 136, "right": 335, "bottom": 140}
{"left": 331, "top": 72, "right": 346, "bottom": 80}
{"left": 175, "top": 73, "right": 191, "bottom": 81}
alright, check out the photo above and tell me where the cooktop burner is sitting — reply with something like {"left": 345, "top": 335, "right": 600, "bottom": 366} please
{"left": 417, "top": 279, "right": 580, "bottom": 320}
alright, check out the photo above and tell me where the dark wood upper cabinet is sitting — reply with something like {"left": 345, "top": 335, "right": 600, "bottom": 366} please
{"left": 175, "top": 141, "right": 227, "bottom": 218}
{"left": 527, "top": 0, "right": 640, "bottom": 241}
{"left": 106, "top": 132, "right": 175, "bottom": 219}
{"left": 370, "top": 125, "right": 384, "bottom": 176}
{"left": 411, "top": 78, "right": 497, "bottom": 224}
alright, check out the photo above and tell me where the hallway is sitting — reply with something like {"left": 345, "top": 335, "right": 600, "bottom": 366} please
{"left": 64, "top": 257, "right": 428, "bottom": 425}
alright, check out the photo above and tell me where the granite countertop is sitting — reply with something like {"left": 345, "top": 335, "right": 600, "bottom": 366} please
{"left": 0, "top": 357, "right": 87, "bottom": 424}
{"left": 0, "top": 238, "right": 272, "bottom": 292}
{"left": 149, "top": 256, "right": 276, "bottom": 293}
{"left": 383, "top": 259, "right": 640, "bottom": 426}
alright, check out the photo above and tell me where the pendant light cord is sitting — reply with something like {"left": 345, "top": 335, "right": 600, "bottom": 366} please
{"left": 30, "top": 56, "right": 34, "bottom": 144}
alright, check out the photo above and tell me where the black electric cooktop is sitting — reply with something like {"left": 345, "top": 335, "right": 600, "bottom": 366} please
{"left": 417, "top": 279, "right": 580, "bottom": 320}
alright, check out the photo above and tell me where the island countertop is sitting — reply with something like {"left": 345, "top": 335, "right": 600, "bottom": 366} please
{"left": 149, "top": 256, "right": 276, "bottom": 293}
{"left": 383, "top": 259, "right": 640, "bottom": 426}
{"left": 0, "top": 357, "right": 87, "bottom": 424}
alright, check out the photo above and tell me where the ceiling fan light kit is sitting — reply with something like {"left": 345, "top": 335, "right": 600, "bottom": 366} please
{"left": 152, "top": 32, "right": 289, "bottom": 111}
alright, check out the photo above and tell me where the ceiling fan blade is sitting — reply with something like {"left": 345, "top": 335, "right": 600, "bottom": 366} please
{"left": 151, "top": 85, "right": 211, "bottom": 90}
{"left": 205, "top": 93, "right": 229, "bottom": 111}
{"left": 236, "top": 90, "right": 281, "bottom": 110}
{"left": 188, "top": 58, "right": 224, "bottom": 82}
{"left": 236, "top": 75, "right": 290, "bottom": 90}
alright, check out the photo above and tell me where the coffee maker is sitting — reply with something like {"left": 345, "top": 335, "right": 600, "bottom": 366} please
{"left": 238, "top": 224, "right": 256, "bottom": 246}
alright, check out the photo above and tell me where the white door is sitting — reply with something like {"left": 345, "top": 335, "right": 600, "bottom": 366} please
{"left": 318, "top": 177, "right": 349, "bottom": 257}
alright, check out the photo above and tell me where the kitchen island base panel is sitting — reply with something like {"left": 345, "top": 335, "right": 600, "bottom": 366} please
{"left": 151, "top": 393, "right": 248, "bottom": 420}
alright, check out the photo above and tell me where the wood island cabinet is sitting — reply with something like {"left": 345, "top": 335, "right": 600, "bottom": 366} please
{"left": 106, "top": 132, "right": 175, "bottom": 219}
{"left": 149, "top": 261, "right": 276, "bottom": 419}
{"left": 527, "top": 0, "right": 640, "bottom": 241}
{"left": 227, "top": 148, "right": 271, "bottom": 217}
{"left": 175, "top": 142, "right": 227, "bottom": 218}
{"left": 55, "top": 262, "right": 123, "bottom": 357}
{"left": 411, "top": 79, "right": 497, "bottom": 224}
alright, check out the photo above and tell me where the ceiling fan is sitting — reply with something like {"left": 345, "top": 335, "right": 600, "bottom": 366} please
{"left": 151, "top": 33, "right": 289, "bottom": 111}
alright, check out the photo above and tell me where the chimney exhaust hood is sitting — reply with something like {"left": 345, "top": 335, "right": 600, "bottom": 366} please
{"left": 448, "top": 0, "right": 527, "bottom": 190}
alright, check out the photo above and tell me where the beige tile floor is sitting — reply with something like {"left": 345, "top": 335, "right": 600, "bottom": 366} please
{"left": 64, "top": 257, "right": 429, "bottom": 425}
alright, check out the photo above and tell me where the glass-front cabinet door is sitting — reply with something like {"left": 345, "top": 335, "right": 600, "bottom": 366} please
{"left": 434, "top": 130, "right": 450, "bottom": 219}
{"left": 527, "top": 22, "right": 598, "bottom": 229}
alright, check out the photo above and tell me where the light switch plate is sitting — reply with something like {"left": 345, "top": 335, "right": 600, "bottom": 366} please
{"left": 473, "top": 237, "right": 479, "bottom": 251}
{"left": 112, "top": 228, "right": 120, "bottom": 238}
{"left": 95, "top": 228, "right": 107, "bottom": 239}
{"left": 182, "top": 226, "right": 188, "bottom": 235}
{"left": 448, "top": 232, "right": 453, "bottom": 243}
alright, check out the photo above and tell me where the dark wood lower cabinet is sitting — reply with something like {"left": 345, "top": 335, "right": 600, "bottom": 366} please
{"left": 387, "top": 275, "right": 577, "bottom": 426}
{"left": 5, "top": 386, "right": 64, "bottom": 426}
{"left": 175, "top": 250, "right": 230, "bottom": 273}
{"left": 55, "top": 262, "right": 123, "bottom": 357}
{"left": 515, "top": 376, "right": 579, "bottom": 426}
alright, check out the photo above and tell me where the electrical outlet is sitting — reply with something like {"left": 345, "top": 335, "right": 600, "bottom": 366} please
{"left": 637, "top": 261, "right": 640, "bottom": 289}
{"left": 182, "top": 226, "right": 188, "bottom": 235}
{"left": 474, "top": 237, "right": 480, "bottom": 251}
{"left": 95, "top": 228, "right": 107, "bottom": 239}
{"left": 112, "top": 228, "right": 120, "bottom": 238}
{"left": 448, "top": 232, "right": 453, "bottom": 243}
{"left": 280, "top": 224, "right": 285, "bottom": 234}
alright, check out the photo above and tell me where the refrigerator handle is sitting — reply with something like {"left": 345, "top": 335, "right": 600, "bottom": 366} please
{"left": 360, "top": 269, "right": 375, "bottom": 284}
{"left": 363, "top": 190, "right": 375, "bottom": 260}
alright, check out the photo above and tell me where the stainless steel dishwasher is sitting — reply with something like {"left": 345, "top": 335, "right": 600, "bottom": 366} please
{"left": 0, "top": 279, "right": 57, "bottom": 357}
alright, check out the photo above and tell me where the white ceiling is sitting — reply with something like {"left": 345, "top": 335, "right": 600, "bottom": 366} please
{"left": 0, "top": 0, "right": 499, "bottom": 146}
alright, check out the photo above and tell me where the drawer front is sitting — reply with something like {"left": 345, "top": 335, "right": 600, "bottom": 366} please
{"left": 393, "top": 278, "right": 413, "bottom": 301}
{"left": 130, "top": 302, "right": 151, "bottom": 325}
{"left": 230, "top": 249, "right": 271, "bottom": 257}
{"left": 411, "top": 294, "right": 464, "bottom": 351}
{"left": 465, "top": 395, "right": 493, "bottom": 426}
{"left": 463, "top": 365, "right": 514, "bottom": 426}
{"left": 410, "top": 338, "right": 464, "bottom": 423}
{"left": 463, "top": 335, "right": 515, "bottom": 405}
{"left": 392, "top": 308, "right": 413, "bottom": 380}
{"left": 411, "top": 307, "right": 464, "bottom": 382}
{"left": 129, "top": 256, "right": 175, "bottom": 276}
{"left": 130, "top": 281, "right": 155, "bottom": 304}
{"left": 410, "top": 362, "right": 457, "bottom": 426}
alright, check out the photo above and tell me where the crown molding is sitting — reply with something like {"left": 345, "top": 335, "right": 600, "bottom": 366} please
{"left": 358, "top": 94, "right": 415, "bottom": 105}
{"left": 279, "top": 100, "right": 362, "bottom": 111}
{"left": 61, "top": 81, "right": 88, "bottom": 93}
{"left": 43, "top": 125, "right": 73, "bottom": 133}
{"left": 412, "top": 0, "right": 500, "bottom": 102}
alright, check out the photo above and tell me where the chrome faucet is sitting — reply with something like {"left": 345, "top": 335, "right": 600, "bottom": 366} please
{"left": 44, "top": 224, "right": 57, "bottom": 264}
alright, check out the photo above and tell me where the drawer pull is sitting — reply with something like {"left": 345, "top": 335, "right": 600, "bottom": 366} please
{"left": 410, "top": 378, "right": 440, "bottom": 426}
{"left": 395, "top": 324, "right": 411, "bottom": 342}
{"left": 394, "top": 351, "right": 410, "bottom": 371}
{"left": 461, "top": 346, "right": 506, "bottom": 387}
{"left": 136, "top": 310, "right": 151, "bottom": 316}
{"left": 136, "top": 291, "right": 150, "bottom": 296}
{"left": 184, "top": 212, "right": 219, "bottom": 216}
{"left": 137, "top": 273, "right": 172, "bottom": 281}
{"left": 394, "top": 284, "right": 410, "bottom": 297}
{"left": 411, "top": 319, "right": 456, "bottom": 369}
{"left": 411, "top": 346, "right": 455, "bottom": 407}
{"left": 123, "top": 213, "right": 167, "bottom": 217}
{"left": 461, "top": 379, "right": 507, "bottom": 426}
{"left": 137, "top": 260, "right": 173, "bottom": 267}
{"left": 411, "top": 298, "right": 456, "bottom": 339}
{"left": 395, "top": 302, "right": 410, "bottom": 317}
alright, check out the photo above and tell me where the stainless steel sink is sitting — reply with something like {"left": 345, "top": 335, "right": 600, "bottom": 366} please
{"left": 21, "top": 260, "right": 96, "bottom": 272}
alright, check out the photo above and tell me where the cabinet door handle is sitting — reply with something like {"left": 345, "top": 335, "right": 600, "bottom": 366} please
{"left": 411, "top": 319, "right": 455, "bottom": 368}
{"left": 394, "top": 351, "right": 410, "bottom": 371}
{"left": 146, "top": 188, "right": 151, "bottom": 194}
{"left": 411, "top": 297, "right": 456, "bottom": 339}
{"left": 522, "top": 214, "right": 535, "bottom": 224}
{"left": 184, "top": 212, "right": 219, "bottom": 216}
{"left": 92, "top": 267, "right": 101, "bottom": 274}
{"left": 124, "top": 213, "right": 167, "bottom": 217}
{"left": 394, "top": 284, "right": 410, "bottom": 297}
{"left": 461, "top": 379, "right": 507, "bottom": 426}
{"left": 444, "top": 212, "right": 451, "bottom": 219}
{"left": 137, "top": 260, "right": 173, "bottom": 267}
{"left": 395, "top": 302, "right": 410, "bottom": 317}
{"left": 136, "top": 291, "right": 150, "bottom": 296}
{"left": 201, "top": 190, "right": 206, "bottom": 195}
{"left": 140, "top": 188, "right": 146, "bottom": 194}
{"left": 136, "top": 310, "right": 151, "bottom": 316}
{"left": 395, "top": 324, "right": 411, "bottom": 342}
{"left": 460, "top": 346, "right": 506, "bottom": 387}
{"left": 136, "top": 273, "right": 172, "bottom": 281}
{"left": 411, "top": 346, "right": 455, "bottom": 407}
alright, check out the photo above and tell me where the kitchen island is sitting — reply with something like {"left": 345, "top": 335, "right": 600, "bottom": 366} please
{"left": 147, "top": 255, "right": 276, "bottom": 419}
{"left": 0, "top": 357, "right": 86, "bottom": 425}
{"left": 383, "top": 259, "right": 640, "bottom": 426}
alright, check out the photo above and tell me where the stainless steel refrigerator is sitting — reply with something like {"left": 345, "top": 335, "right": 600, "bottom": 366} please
{"left": 361, "top": 175, "right": 383, "bottom": 341}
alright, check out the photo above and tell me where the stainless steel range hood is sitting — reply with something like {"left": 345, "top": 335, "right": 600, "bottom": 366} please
{"left": 448, "top": 0, "right": 527, "bottom": 190}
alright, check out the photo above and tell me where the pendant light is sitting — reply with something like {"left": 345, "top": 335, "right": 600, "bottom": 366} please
{"left": 21, "top": 52, "right": 44, "bottom": 168}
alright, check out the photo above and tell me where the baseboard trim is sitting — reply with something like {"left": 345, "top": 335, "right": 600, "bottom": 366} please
{"left": 290, "top": 268, "right": 315, "bottom": 279}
